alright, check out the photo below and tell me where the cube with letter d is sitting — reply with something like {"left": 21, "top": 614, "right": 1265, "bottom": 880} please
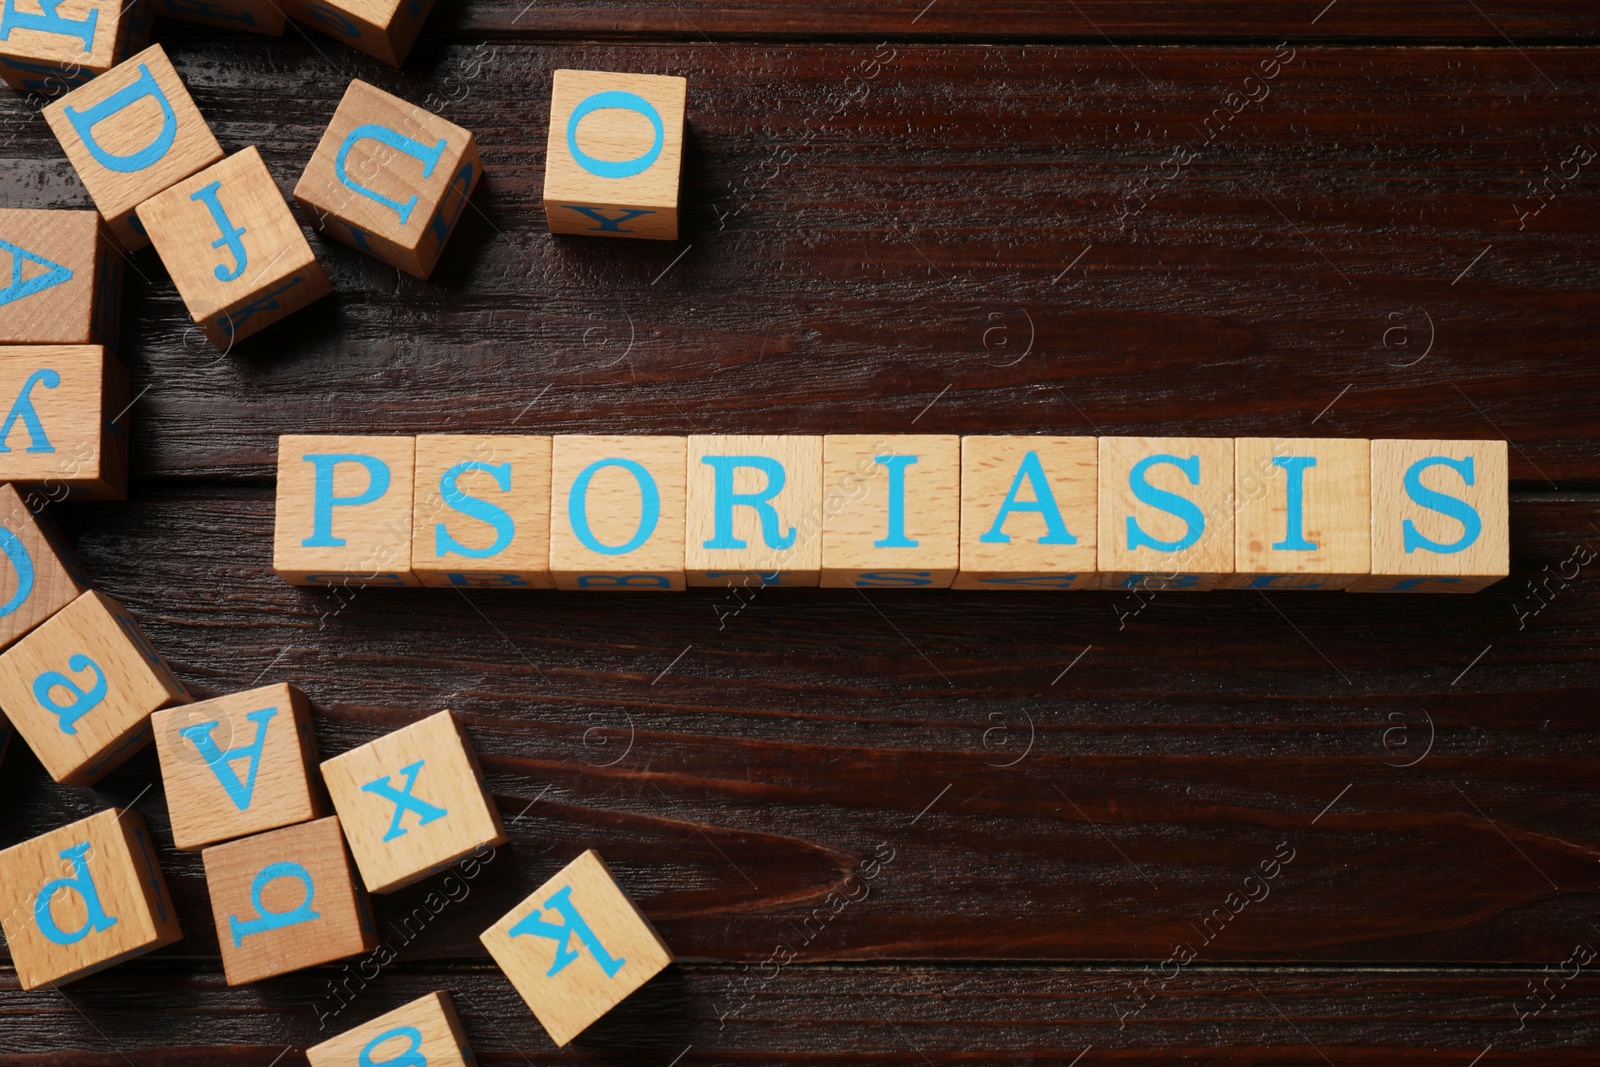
{"left": 1098, "top": 437, "right": 1235, "bottom": 591}
{"left": 952, "top": 436, "right": 1098, "bottom": 590}
{"left": 274, "top": 435, "right": 419, "bottom": 587}
{"left": 686, "top": 435, "right": 822, "bottom": 587}
{"left": 412, "top": 434, "right": 553, "bottom": 589}
{"left": 549, "top": 435, "right": 686, "bottom": 591}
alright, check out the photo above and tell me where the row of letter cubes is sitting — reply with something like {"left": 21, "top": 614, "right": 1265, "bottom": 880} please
{"left": 274, "top": 433, "right": 1511, "bottom": 593}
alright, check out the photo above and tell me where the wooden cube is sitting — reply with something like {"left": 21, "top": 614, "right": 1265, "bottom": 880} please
{"left": 0, "top": 346, "right": 129, "bottom": 500}
{"left": 1349, "top": 439, "right": 1510, "bottom": 593}
{"left": 151, "top": 0, "right": 285, "bottom": 35}
{"left": 42, "top": 44, "right": 223, "bottom": 250}
{"left": 0, "top": 807, "right": 181, "bottom": 990}
{"left": 0, "top": 483, "right": 91, "bottom": 652}
{"left": 480, "top": 849, "right": 673, "bottom": 1047}
{"left": 307, "top": 990, "right": 476, "bottom": 1067}
{"left": 137, "top": 147, "right": 331, "bottom": 351}
{"left": 279, "top": 0, "right": 434, "bottom": 67}
{"left": 294, "top": 79, "right": 481, "bottom": 279}
{"left": 0, "top": 209, "right": 123, "bottom": 354}
{"left": 685, "top": 435, "right": 822, "bottom": 587}
{"left": 1098, "top": 437, "right": 1235, "bottom": 591}
{"left": 202, "top": 816, "right": 376, "bottom": 985}
{"left": 412, "top": 434, "right": 553, "bottom": 589}
{"left": 544, "top": 69, "right": 686, "bottom": 241}
{"left": 0, "top": 0, "right": 149, "bottom": 97}
{"left": 1223, "top": 438, "right": 1371, "bottom": 590}
{"left": 274, "top": 434, "right": 419, "bottom": 587}
{"left": 818, "top": 435, "right": 959, "bottom": 589}
{"left": 951, "top": 436, "right": 1098, "bottom": 591}
{"left": 0, "top": 589, "right": 188, "bottom": 785}
{"left": 549, "top": 435, "right": 686, "bottom": 591}
{"left": 152, "top": 682, "right": 326, "bottom": 851}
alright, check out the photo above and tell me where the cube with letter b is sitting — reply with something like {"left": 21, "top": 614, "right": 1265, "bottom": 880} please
{"left": 1097, "top": 437, "right": 1235, "bottom": 591}
{"left": 0, "top": 346, "right": 129, "bottom": 500}
{"left": 0, "top": 0, "right": 149, "bottom": 97}
{"left": 412, "top": 434, "right": 553, "bottom": 589}
{"left": 307, "top": 991, "right": 477, "bottom": 1067}
{"left": 0, "top": 482, "right": 91, "bottom": 652}
{"left": 821, "top": 435, "right": 960, "bottom": 589}
{"left": 951, "top": 436, "right": 1098, "bottom": 591}
{"left": 274, "top": 434, "right": 419, "bottom": 587}
{"left": 0, "top": 209, "right": 123, "bottom": 354}
{"left": 1224, "top": 437, "right": 1370, "bottom": 590}
{"left": 685, "top": 435, "right": 822, "bottom": 587}
{"left": 549, "top": 435, "right": 686, "bottom": 591}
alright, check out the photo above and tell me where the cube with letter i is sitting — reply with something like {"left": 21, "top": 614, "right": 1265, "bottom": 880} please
{"left": 294, "top": 79, "right": 481, "bottom": 280}
{"left": 202, "top": 815, "right": 377, "bottom": 985}
{"left": 544, "top": 70, "right": 686, "bottom": 241}
{"left": 0, "top": 589, "right": 188, "bottom": 785}
{"left": 549, "top": 435, "right": 686, "bottom": 591}
{"left": 0, "top": 346, "right": 129, "bottom": 500}
{"left": 307, "top": 990, "right": 478, "bottom": 1067}
{"left": 481, "top": 849, "right": 674, "bottom": 1047}
{"left": 277, "top": 0, "right": 435, "bottom": 67}
{"left": 0, "top": 807, "right": 181, "bottom": 990}
{"left": 0, "top": 209, "right": 123, "bottom": 354}
{"left": 1349, "top": 439, "right": 1509, "bottom": 593}
{"left": 152, "top": 682, "right": 326, "bottom": 850}
{"left": 137, "top": 147, "right": 332, "bottom": 350}
{"left": 0, "top": 0, "right": 149, "bottom": 97}
{"left": 1097, "top": 437, "right": 1235, "bottom": 591}
{"left": 951, "top": 436, "right": 1098, "bottom": 590}
{"left": 412, "top": 434, "right": 553, "bottom": 589}
{"left": 42, "top": 44, "right": 224, "bottom": 250}
{"left": 1224, "top": 438, "right": 1370, "bottom": 590}
{"left": 320, "top": 709, "right": 508, "bottom": 894}
{"left": 820, "top": 435, "right": 959, "bottom": 589}
{"left": 685, "top": 435, "right": 823, "bottom": 587}
{"left": 274, "top": 435, "right": 419, "bottom": 587}
{"left": 152, "top": 0, "right": 284, "bottom": 35}
{"left": 0, "top": 482, "right": 91, "bottom": 652}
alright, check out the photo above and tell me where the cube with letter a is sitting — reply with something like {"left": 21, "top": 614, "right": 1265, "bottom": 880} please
{"left": 685, "top": 435, "right": 822, "bottom": 587}
{"left": 151, "top": 0, "right": 284, "bottom": 35}
{"left": 0, "top": 807, "right": 181, "bottom": 990}
{"left": 544, "top": 69, "right": 686, "bottom": 241}
{"left": 0, "top": 209, "right": 122, "bottom": 354}
{"left": 549, "top": 435, "right": 686, "bottom": 591}
{"left": 277, "top": 0, "right": 433, "bottom": 66}
{"left": 294, "top": 79, "right": 481, "bottom": 280}
{"left": 481, "top": 849, "right": 674, "bottom": 1047}
{"left": 1349, "top": 439, "right": 1509, "bottom": 593}
{"left": 0, "top": 346, "right": 129, "bottom": 500}
{"left": 202, "top": 816, "right": 377, "bottom": 985}
{"left": 412, "top": 434, "right": 553, "bottom": 589}
{"left": 307, "top": 991, "right": 477, "bottom": 1067}
{"left": 137, "top": 147, "right": 331, "bottom": 351}
{"left": 42, "top": 44, "right": 223, "bottom": 250}
{"left": 0, "top": 0, "right": 149, "bottom": 97}
{"left": 1223, "top": 438, "right": 1371, "bottom": 590}
{"left": 952, "top": 436, "right": 1098, "bottom": 591}
{"left": 0, "top": 482, "right": 91, "bottom": 652}
{"left": 152, "top": 681, "right": 326, "bottom": 850}
{"left": 274, "top": 434, "right": 419, "bottom": 587}
{"left": 820, "top": 434, "right": 959, "bottom": 589}
{"left": 1098, "top": 437, "right": 1235, "bottom": 591}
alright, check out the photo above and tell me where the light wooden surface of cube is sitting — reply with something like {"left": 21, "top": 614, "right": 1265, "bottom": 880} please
{"left": 685, "top": 435, "right": 822, "bottom": 587}
{"left": 0, "top": 345, "right": 129, "bottom": 500}
{"left": 0, "top": 483, "right": 91, "bottom": 652}
{"left": 952, "top": 436, "right": 1098, "bottom": 591}
{"left": 1097, "top": 437, "right": 1236, "bottom": 591}
{"left": 1223, "top": 437, "right": 1371, "bottom": 590}
{"left": 306, "top": 990, "right": 476, "bottom": 1067}
{"left": 549, "top": 434, "right": 686, "bottom": 591}
{"left": 274, "top": 434, "right": 419, "bottom": 587}
{"left": 412, "top": 434, "right": 553, "bottom": 589}
{"left": 0, "top": 209, "right": 122, "bottom": 351}
{"left": 819, "top": 434, "right": 959, "bottom": 589}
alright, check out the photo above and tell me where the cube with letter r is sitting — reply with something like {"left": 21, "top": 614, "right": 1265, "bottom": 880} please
{"left": 274, "top": 434, "right": 420, "bottom": 586}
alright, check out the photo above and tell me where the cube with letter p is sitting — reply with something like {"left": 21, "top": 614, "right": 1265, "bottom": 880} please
{"left": 274, "top": 434, "right": 419, "bottom": 587}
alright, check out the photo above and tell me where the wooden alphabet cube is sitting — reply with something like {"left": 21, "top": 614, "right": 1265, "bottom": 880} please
{"left": 42, "top": 44, "right": 223, "bottom": 250}
{"left": 0, "top": 589, "right": 188, "bottom": 785}
{"left": 412, "top": 434, "right": 553, "bottom": 589}
{"left": 686, "top": 435, "right": 822, "bottom": 587}
{"left": 1098, "top": 437, "right": 1235, "bottom": 591}
{"left": 544, "top": 70, "right": 686, "bottom": 241}
{"left": 0, "top": 0, "right": 149, "bottom": 97}
{"left": 294, "top": 79, "right": 481, "bottom": 279}
{"left": 549, "top": 435, "right": 686, "bottom": 591}
{"left": 279, "top": 0, "right": 435, "bottom": 67}
{"left": 481, "top": 849, "right": 673, "bottom": 1047}
{"left": 0, "top": 209, "right": 122, "bottom": 353}
{"left": 0, "top": 346, "right": 129, "bottom": 500}
{"left": 202, "top": 815, "right": 376, "bottom": 985}
{"left": 321, "top": 709, "right": 507, "bottom": 894}
{"left": 274, "top": 434, "right": 420, "bottom": 587}
{"left": 1349, "top": 439, "right": 1509, "bottom": 593}
{"left": 151, "top": 0, "right": 285, "bottom": 35}
{"left": 137, "top": 147, "right": 332, "bottom": 351}
{"left": 0, "top": 807, "right": 181, "bottom": 989}
{"left": 819, "top": 435, "right": 959, "bottom": 589}
{"left": 0, "top": 482, "right": 90, "bottom": 652}
{"left": 307, "top": 990, "right": 477, "bottom": 1067}
{"left": 152, "top": 682, "right": 326, "bottom": 851}
{"left": 1223, "top": 438, "right": 1371, "bottom": 590}
{"left": 952, "top": 436, "right": 1099, "bottom": 591}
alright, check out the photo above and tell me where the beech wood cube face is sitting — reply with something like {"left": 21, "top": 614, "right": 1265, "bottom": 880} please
{"left": 1224, "top": 437, "right": 1371, "bottom": 590}
{"left": 42, "top": 44, "right": 223, "bottom": 250}
{"left": 321, "top": 709, "right": 507, "bottom": 894}
{"left": 412, "top": 434, "right": 553, "bottom": 589}
{"left": 549, "top": 435, "right": 686, "bottom": 591}
{"left": 544, "top": 70, "right": 686, "bottom": 241}
{"left": 274, "top": 434, "right": 419, "bottom": 587}
{"left": 202, "top": 816, "right": 376, "bottom": 985}
{"left": 0, "top": 346, "right": 129, "bottom": 500}
{"left": 0, "top": 209, "right": 122, "bottom": 353}
{"left": 294, "top": 79, "right": 481, "bottom": 279}
{"left": 819, "top": 435, "right": 959, "bottom": 589}
{"left": 0, "top": 0, "right": 149, "bottom": 97}
{"left": 151, "top": 0, "right": 284, "bottom": 35}
{"left": 307, "top": 990, "right": 477, "bottom": 1067}
{"left": 278, "top": 0, "right": 434, "bottom": 67}
{"left": 1097, "top": 437, "right": 1236, "bottom": 591}
{"left": 0, "top": 589, "right": 188, "bottom": 785}
{"left": 137, "top": 147, "right": 331, "bottom": 351}
{"left": 1350, "top": 439, "right": 1510, "bottom": 593}
{"left": 481, "top": 849, "right": 673, "bottom": 1047}
{"left": 0, "top": 483, "right": 90, "bottom": 653}
{"left": 952, "top": 436, "right": 1098, "bottom": 591}
{"left": 685, "top": 435, "right": 822, "bottom": 587}
{"left": 152, "top": 682, "right": 325, "bottom": 851}
{"left": 0, "top": 808, "right": 181, "bottom": 989}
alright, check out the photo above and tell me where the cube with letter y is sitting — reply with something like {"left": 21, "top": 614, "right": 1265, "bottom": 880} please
{"left": 307, "top": 990, "right": 477, "bottom": 1067}
{"left": 1097, "top": 437, "right": 1235, "bottom": 591}
{"left": 0, "top": 346, "right": 129, "bottom": 500}
{"left": 0, "top": 210, "right": 123, "bottom": 354}
{"left": 549, "top": 434, "right": 686, "bottom": 591}
{"left": 685, "top": 435, "right": 822, "bottom": 587}
{"left": 0, "top": 0, "right": 149, "bottom": 97}
{"left": 275, "top": 435, "right": 419, "bottom": 587}
{"left": 412, "top": 434, "right": 553, "bottom": 589}
{"left": 481, "top": 849, "right": 674, "bottom": 1047}
{"left": 821, "top": 434, "right": 960, "bottom": 589}
{"left": 951, "top": 436, "right": 1098, "bottom": 590}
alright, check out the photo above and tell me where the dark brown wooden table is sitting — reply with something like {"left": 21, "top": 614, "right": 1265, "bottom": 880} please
{"left": 4, "top": 3, "right": 1600, "bottom": 1062}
